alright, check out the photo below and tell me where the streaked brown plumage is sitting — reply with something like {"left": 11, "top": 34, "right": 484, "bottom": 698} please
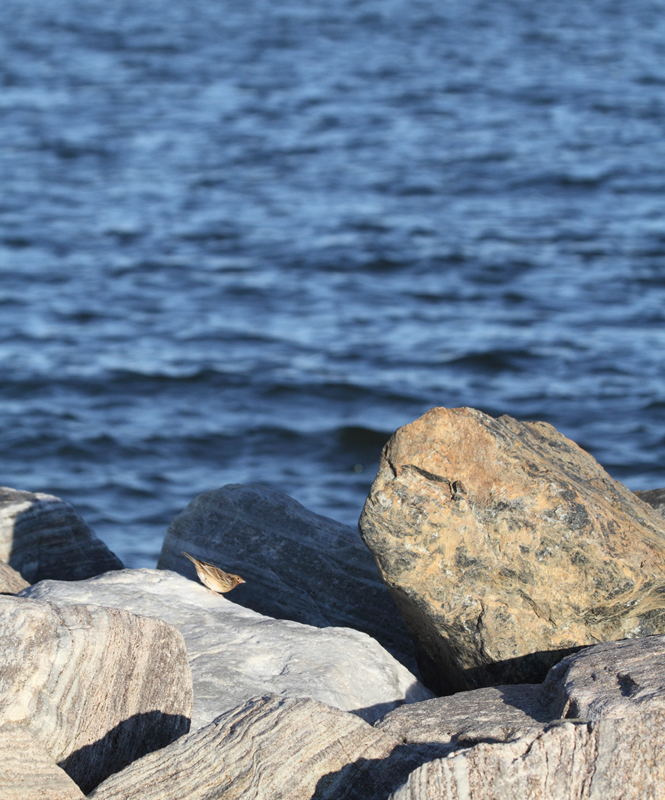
{"left": 182, "top": 551, "right": 246, "bottom": 594}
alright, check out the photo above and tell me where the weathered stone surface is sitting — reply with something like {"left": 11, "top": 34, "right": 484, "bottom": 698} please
{"left": 635, "top": 487, "right": 665, "bottom": 518}
{"left": 0, "top": 560, "right": 29, "bottom": 593}
{"left": 380, "top": 633, "right": 665, "bottom": 748}
{"left": 389, "top": 711, "right": 665, "bottom": 800}
{"left": 157, "top": 484, "right": 417, "bottom": 672}
{"left": 359, "top": 406, "right": 665, "bottom": 694}
{"left": 0, "top": 595, "right": 192, "bottom": 794}
{"left": 376, "top": 684, "right": 548, "bottom": 747}
{"left": 0, "top": 724, "right": 86, "bottom": 800}
{"left": 22, "top": 569, "right": 432, "bottom": 729}
{"left": 543, "top": 633, "right": 665, "bottom": 720}
{"left": 90, "top": 694, "right": 446, "bottom": 800}
{"left": 0, "top": 487, "right": 123, "bottom": 582}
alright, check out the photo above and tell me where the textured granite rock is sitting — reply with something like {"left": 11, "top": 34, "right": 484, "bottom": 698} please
{"left": 635, "top": 487, "right": 665, "bottom": 518}
{"left": 157, "top": 484, "right": 417, "bottom": 672}
{"left": 0, "top": 560, "right": 29, "bottom": 593}
{"left": 0, "top": 595, "right": 192, "bottom": 793}
{"left": 22, "top": 569, "right": 432, "bottom": 729}
{"left": 389, "top": 711, "right": 665, "bottom": 800}
{"left": 543, "top": 633, "right": 665, "bottom": 719}
{"left": 360, "top": 406, "right": 665, "bottom": 693}
{"left": 376, "top": 684, "right": 548, "bottom": 747}
{"left": 0, "top": 724, "right": 86, "bottom": 800}
{"left": 89, "top": 694, "right": 446, "bottom": 800}
{"left": 0, "top": 487, "right": 123, "bottom": 582}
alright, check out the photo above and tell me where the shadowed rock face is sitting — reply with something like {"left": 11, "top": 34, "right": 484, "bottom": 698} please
{"left": 635, "top": 487, "right": 665, "bottom": 519}
{"left": 359, "top": 407, "right": 665, "bottom": 694}
{"left": 158, "top": 484, "right": 417, "bottom": 672}
{"left": 0, "top": 487, "right": 123, "bottom": 582}
{"left": 0, "top": 595, "right": 192, "bottom": 794}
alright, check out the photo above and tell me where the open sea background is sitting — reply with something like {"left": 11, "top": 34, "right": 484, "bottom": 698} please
{"left": 1, "top": 0, "right": 665, "bottom": 567}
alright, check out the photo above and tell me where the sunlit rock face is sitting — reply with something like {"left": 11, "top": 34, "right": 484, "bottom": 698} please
{"left": 360, "top": 406, "right": 665, "bottom": 694}
{"left": 22, "top": 568, "right": 432, "bottom": 730}
{"left": 0, "top": 595, "right": 192, "bottom": 794}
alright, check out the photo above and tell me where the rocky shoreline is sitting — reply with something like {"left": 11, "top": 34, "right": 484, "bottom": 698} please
{"left": 1, "top": 406, "right": 665, "bottom": 798}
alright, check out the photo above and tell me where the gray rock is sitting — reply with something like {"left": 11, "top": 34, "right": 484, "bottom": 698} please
{"left": 635, "top": 487, "right": 665, "bottom": 518}
{"left": 0, "top": 487, "right": 123, "bottom": 582}
{"left": 0, "top": 560, "right": 29, "bottom": 593}
{"left": 376, "top": 684, "right": 549, "bottom": 747}
{"left": 379, "top": 634, "right": 665, "bottom": 748}
{"left": 21, "top": 568, "right": 433, "bottom": 729}
{"left": 542, "top": 633, "right": 665, "bottom": 720}
{"left": 0, "top": 595, "right": 192, "bottom": 794}
{"left": 0, "top": 724, "right": 86, "bottom": 800}
{"left": 381, "top": 635, "right": 665, "bottom": 798}
{"left": 389, "top": 711, "right": 665, "bottom": 800}
{"left": 157, "top": 484, "right": 417, "bottom": 672}
{"left": 89, "top": 694, "right": 447, "bottom": 800}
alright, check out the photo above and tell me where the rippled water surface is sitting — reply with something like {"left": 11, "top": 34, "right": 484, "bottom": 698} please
{"left": 2, "top": 0, "right": 665, "bottom": 566}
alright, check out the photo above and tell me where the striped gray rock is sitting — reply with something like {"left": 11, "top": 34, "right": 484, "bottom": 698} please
{"left": 22, "top": 569, "right": 432, "bottom": 729}
{"left": 381, "top": 636, "right": 665, "bottom": 798}
{"left": 0, "top": 595, "right": 192, "bottom": 794}
{"left": 157, "top": 484, "right": 418, "bottom": 673}
{"left": 0, "top": 724, "right": 86, "bottom": 800}
{"left": 378, "top": 634, "right": 665, "bottom": 747}
{"left": 388, "top": 711, "right": 665, "bottom": 800}
{"left": 542, "top": 633, "right": 665, "bottom": 720}
{"left": 89, "top": 694, "right": 446, "bottom": 800}
{"left": 0, "top": 560, "right": 29, "bottom": 593}
{"left": 0, "top": 487, "right": 123, "bottom": 582}
{"left": 376, "top": 683, "right": 548, "bottom": 747}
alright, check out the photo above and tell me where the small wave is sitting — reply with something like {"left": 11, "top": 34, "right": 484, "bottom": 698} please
{"left": 445, "top": 349, "right": 541, "bottom": 374}
{"left": 336, "top": 426, "right": 392, "bottom": 449}
{"left": 508, "top": 171, "right": 612, "bottom": 191}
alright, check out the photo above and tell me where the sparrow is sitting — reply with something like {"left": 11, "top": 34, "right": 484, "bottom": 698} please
{"left": 182, "top": 551, "right": 246, "bottom": 594}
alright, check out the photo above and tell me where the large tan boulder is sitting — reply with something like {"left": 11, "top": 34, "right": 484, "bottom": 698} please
{"left": 0, "top": 487, "right": 123, "bottom": 582}
{"left": 0, "top": 595, "right": 192, "bottom": 793}
{"left": 360, "top": 407, "right": 665, "bottom": 693}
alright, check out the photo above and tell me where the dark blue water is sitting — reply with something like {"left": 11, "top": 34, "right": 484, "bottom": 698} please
{"left": 2, "top": 0, "right": 665, "bottom": 567}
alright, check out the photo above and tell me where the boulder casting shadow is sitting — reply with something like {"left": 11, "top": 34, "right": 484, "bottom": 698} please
{"left": 312, "top": 742, "right": 452, "bottom": 800}
{"left": 60, "top": 711, "right": 190, "bottom": 795}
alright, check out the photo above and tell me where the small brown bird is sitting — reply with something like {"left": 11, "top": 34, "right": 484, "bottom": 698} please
{"left": 182, "top": 551, "right": 246, "bottom": 595}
